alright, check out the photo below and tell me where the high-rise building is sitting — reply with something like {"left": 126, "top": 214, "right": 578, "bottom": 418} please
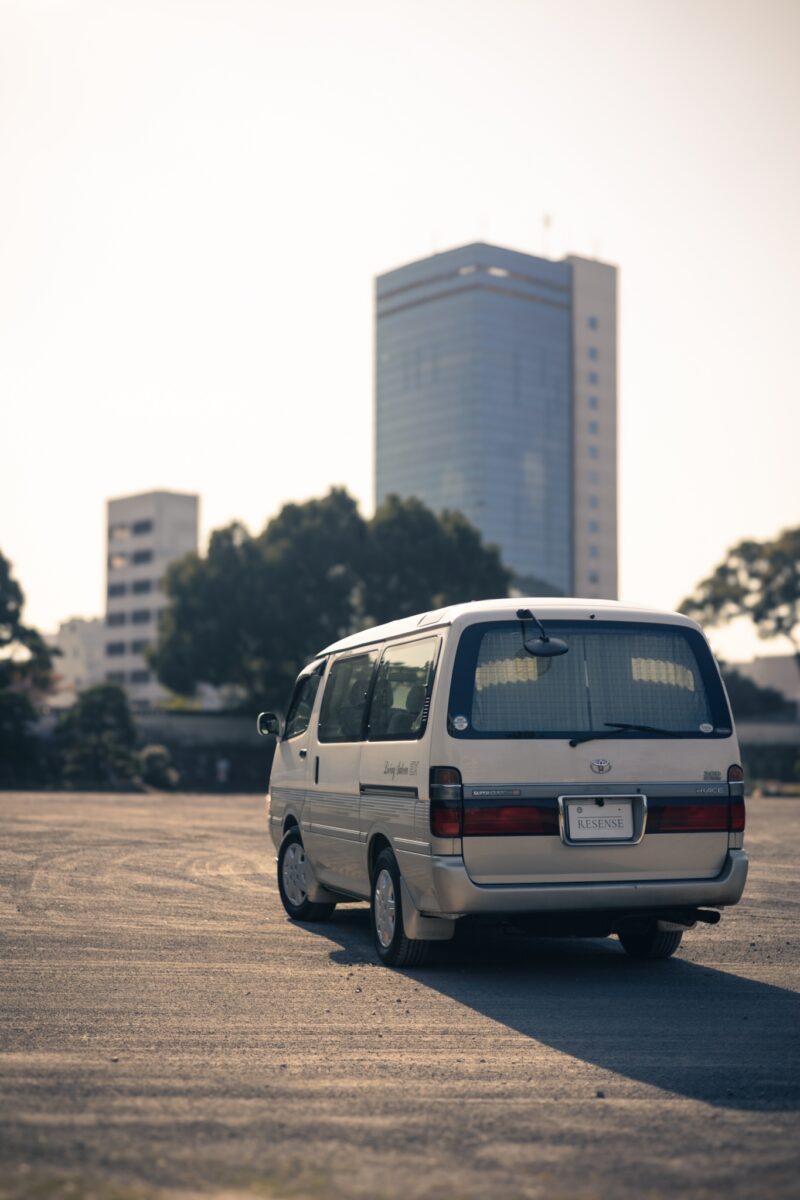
{"left": 374, "top": 243, "right": 617, "bottom": 598}
{"left": 105, "top": 490, "right": 199, "bottom": 707}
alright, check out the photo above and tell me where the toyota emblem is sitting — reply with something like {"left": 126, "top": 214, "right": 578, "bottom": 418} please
{"left": 590, "top": 758, "right": 612, "bottom": 774}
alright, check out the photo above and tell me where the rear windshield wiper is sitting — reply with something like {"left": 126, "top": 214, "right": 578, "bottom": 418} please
{"left": 569, "top": 721, "right": 687, "bottom": 748}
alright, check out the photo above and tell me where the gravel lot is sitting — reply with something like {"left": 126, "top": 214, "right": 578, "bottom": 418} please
{"left": 0, "top": 789, "right": 799, "bottom": 1200}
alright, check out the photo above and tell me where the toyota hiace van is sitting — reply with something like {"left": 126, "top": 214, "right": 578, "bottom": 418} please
{"left": 259, "top": 599, "right": 747, "bottom": 967}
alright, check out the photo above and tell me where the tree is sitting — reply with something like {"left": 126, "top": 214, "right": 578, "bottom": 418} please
{"left": 149, "top": 488, "right": 512, "bottom": 707}
{"left": 362, "top": 495, "right": 511, "bottom": 625}
{"left": 151, "top": 490, "right": 367, "bottom": 708}
{"left": 0, "top": 550, "right": 54, "bottom": 695}
{"left": 56, "top": 683, "right": 138, "bottom": 787}
{"left": 0, "top": 551, "right": 55, "bottom": 784}
{"left": 680, "top": 527, "right": 800, "bottom": 662}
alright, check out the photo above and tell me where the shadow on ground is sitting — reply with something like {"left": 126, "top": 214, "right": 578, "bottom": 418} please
{"left": 310, "top": 906, "right": 800, "bottom": 1113}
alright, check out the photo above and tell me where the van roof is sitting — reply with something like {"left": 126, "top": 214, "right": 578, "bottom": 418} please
{"left": 320, "top": 597, "right": 702, "bottom": 656}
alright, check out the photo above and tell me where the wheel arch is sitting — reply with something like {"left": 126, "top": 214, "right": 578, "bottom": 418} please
{"left": 367, "top": 831, "right": 392, "bottom": 883}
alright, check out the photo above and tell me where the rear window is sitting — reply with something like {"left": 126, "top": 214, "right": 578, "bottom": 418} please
{"left": 448, "top": 620, "right": 732, "bottom": 740}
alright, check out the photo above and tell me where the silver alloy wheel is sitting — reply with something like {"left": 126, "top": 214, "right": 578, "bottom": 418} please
{"left": 282, "top": 841, "right": 308, "bottom": 907}
{"left": 374, "top": 867, "right": 396, "bottom": 948}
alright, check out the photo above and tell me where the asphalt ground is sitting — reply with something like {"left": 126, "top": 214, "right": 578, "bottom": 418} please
{"left": 0, "top": 789, "right": 798, "bottom": 1200}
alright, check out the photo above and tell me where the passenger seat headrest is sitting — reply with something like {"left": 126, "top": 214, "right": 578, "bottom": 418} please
{"left": 405, "top": 683, "right": 426, "bottom": 713}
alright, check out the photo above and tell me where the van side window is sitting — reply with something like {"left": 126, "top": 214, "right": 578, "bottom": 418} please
{"left": 317, "top": 651, "right": 378, "bottom": 743}
{"left": 284, "top": 671, "right": 323, "bottom": 739}
{"left": 367, "top": 637, "right": 437, "bottom": 741}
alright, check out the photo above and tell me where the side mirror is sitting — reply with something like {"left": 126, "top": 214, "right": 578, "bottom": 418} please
{"left": 257, "top": 711, "right": 284, "bottom": 738}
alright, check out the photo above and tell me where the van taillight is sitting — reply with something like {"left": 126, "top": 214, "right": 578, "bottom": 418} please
{"left": 727, "top": 764, "right": 745, "bottom": 783}
{"left": 730, "top": 798, "right": 746, "bottom": 832}
{"left": 463, "top": 804, "right": 559, "bottom": 836}
{"left": 430, "top": 767, "right": 463, "bottom": 837}
{"left": 650, "top": 804, "right": 730, "bottom": 832}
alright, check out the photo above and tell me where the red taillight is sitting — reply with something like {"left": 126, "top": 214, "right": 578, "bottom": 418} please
{"left": 730, "top": 798, "right": 746, "bottom": 832}
{"left": 727, "top": 764, "right": 745, "bottom": 783}
{"left": 430, "top": 767, "right": 463, "bottom": 837}
{"left": 648, "top": 804, "right": 729, "bottom": 832}
{"left": 463, "top": 804, "right": 559, "bottom": 836}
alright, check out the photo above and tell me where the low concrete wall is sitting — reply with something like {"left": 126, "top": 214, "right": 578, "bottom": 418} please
{"left": 737, "top": 721, "right": 800, "bottom": 747}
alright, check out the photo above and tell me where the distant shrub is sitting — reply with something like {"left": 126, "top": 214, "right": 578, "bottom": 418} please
{"left": 140, "top": 744, "right": 179, "bottom": 790}
{"left": 57, "top": 683, "right": 138, "bottom": 788}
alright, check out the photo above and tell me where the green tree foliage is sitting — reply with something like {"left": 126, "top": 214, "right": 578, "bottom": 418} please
{"left": 56, "top": 683, "right": 138, "bottom": 787}
{"left": 681, "top": 527, "right": 800, "bottom": 660}
{"left": 150, "top": 488, "right": 512, "bottom": 706}
{"left": 0, "top": 551, "right": 55, "bottom": 784}
{"left": 362, "top": 496, "right": 511, "bottom": 625}
{"left": 0, "top": 550, "right": 54, "bottom": 694}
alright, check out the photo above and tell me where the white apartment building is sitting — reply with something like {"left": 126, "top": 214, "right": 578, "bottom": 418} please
{"left": 46, "top": 617, "right": 105, "bottom": 708}
{"left": 105, "top": 490, "right": 199, "bottom": 708}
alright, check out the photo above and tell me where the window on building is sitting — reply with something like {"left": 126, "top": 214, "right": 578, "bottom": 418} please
{"left": 589, "top": 520, "right": 599, "bottom": 534}
{"left": 131, "top": 610, "right": 151, "bottom": 624}
{"left": 588, "top": 420, "right": 599, "bottom": 434}
{"left": 106, "top": 613, "right": 126, "bottom": 627}
{"left": 132, "top": 550, "right": 153, "bottom": 565}
{"left": 106, "top": 642, "right": 126, "bottom": 657}
{"left": 588, "top": 395, "right": 599, "bottom": 410}
{"left": 589, "top": 470, "right": 600, "bottom": 483}
{"left": 588, "top": 445, "right": 599, "bottom": 459}
{"left": 589, "top": 545, "right": 599, "bottom": 559}
{"left": 318, "top": 651, "right": 378, "bottom": 743}
{"left": 131, "top": 639, "right": 150, "bottom": 654}
{"left": 588, "top": 371, "right": 599, "bottom": 385}
{"left": 108, "top": 583, "right": 126, "bottom": 598}
{"left": 588, "top": 347, "right": 598, "bottom": 361}
{"left": 109, "top": 524, "right": 129, "bottom": 540}
{"left": 132, "top": 519, "right": 153, "bottom": 536}
{"left": 588, "top": 571, "right": 600, "bottom": 584}
{"left": 589, "top": 495, "right": 599, "bottom": 509}
{"left": 130, "top": 670, "right": 151, "bottom": 684}
{"left": 106, "top": 671, "right": 126, "bottom": 684}
{"left": 108, "top": 553, "right": 128, "bottom": 570}
{"left": 132, "top": 580, "right": 152, "bottom": 594}
{"left": 588, "top": 316, "right": 598, "bottom": 330}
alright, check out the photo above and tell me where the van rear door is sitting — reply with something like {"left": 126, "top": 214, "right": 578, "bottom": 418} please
{"left": 445, "top": 619, "right": 737, "bottom": 885}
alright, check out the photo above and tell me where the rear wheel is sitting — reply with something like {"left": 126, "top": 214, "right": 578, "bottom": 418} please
{"left": 371, "top": 848, "right": 430, "bottom": 967}
{"left": 618, "top": 923, "right": 683, "bottom": 960}
{"left": 277, "top": 827, "right": 336, "bottom": 922}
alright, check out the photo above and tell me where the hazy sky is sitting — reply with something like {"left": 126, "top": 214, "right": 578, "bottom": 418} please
{"left": 1, "top": 0, "right": 798, "bottom": 662}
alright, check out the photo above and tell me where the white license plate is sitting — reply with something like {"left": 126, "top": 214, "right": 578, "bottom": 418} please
{"left": 565, "top": 799, "right": 634, "bottom": 841}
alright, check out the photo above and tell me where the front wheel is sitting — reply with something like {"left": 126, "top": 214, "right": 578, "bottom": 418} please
{"left": 277, "top": 827, "right": 336, "bottom": 922}
{"left": 618, "top": 923, "right": 683, "bottom": 960}
{"left": 371, "top": 849, "right": 430, "bottom": 967}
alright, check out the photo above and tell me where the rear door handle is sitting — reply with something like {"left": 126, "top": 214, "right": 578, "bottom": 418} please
{"left": 299, "top": 749, "right": 308, "bottom": 759}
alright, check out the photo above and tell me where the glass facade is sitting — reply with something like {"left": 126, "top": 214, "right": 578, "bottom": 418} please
{"left": 376, "top": 244, "right": 574, "bottom": 594}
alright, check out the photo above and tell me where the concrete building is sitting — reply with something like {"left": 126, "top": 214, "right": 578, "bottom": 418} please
{"left": 734, "top": 654, "right": 800, "bottom": 716}
{"left": 105, "top": 490, "right": 199, "bottom": 708}
{"left": 46, "top": 617, "right": 105, "bottom": 708}
{"left": 375, "top": 243, "right": 617, "bottom": 598}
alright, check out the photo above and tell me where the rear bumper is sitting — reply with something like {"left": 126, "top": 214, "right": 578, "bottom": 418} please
{"left": 430, "top": 849, "right": 748, "bottom": 916}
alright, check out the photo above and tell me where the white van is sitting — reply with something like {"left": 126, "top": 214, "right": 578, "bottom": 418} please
{"left": 258, "top": 599, "right": 747, "bottom": 967}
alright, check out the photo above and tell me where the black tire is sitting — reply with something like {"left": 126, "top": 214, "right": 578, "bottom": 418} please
{"left": 370, "top": 848, "right": 430, "bottom": 968}
{"left": 618, "top": 923, "right": 683, "bottom": 960}
{"left": 277, "top": 827, "right": 336, "bottom": 922}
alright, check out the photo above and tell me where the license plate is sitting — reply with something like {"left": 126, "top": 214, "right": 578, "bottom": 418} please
{"left": 565, "top": 798, "right": 634, "bottom": 842}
